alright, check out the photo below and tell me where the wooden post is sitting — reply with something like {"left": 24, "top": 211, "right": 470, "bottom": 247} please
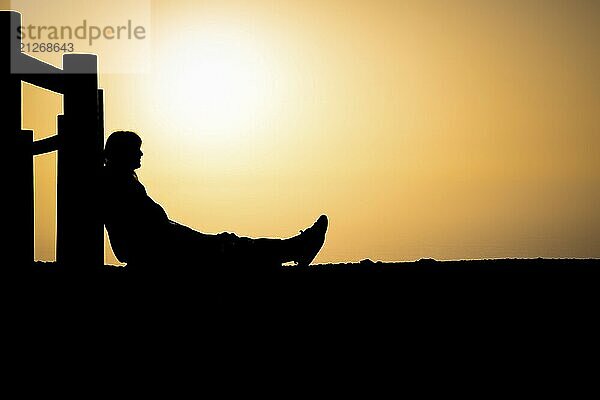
{"left": 2, "top": 11, "right": 33, "bottom": 269}
{"left": 3, "top": 10, "right": 105, "bottom": 271}
{"left": 57, "top": 54, "right": 104, "bottom": 270}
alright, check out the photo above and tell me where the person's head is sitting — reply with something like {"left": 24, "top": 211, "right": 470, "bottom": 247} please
{"left": 104, "top": 130, "right": 143, "bottom": 170}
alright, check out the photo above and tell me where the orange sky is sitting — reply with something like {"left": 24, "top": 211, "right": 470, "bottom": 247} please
{"left": 8, "top": 0, "right": 600, "bottom": 264}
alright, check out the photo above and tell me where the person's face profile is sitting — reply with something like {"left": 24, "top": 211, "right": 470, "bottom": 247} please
{"left": 119, "top": 142, "right": 143, "bottom": 170}
{"left": 132, "top": 144, "right": 143, "bottom": 169}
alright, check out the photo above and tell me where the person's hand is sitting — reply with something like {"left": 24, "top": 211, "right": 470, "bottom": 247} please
{"left": 218, "top": 232, "right": 238, "bottom": 239}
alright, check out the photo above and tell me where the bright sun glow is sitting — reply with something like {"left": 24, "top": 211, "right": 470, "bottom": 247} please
{"left": 148, "top": 27, "right": 279, "bottom": 140}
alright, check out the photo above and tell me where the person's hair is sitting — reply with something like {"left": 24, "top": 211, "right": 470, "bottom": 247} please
{"left": 104, "top": 130, "right": 142, "bottom": 166}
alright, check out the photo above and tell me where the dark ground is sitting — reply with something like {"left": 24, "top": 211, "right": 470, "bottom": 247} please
{"left": 22, "top": 257, "right": 600, "bottom": 305}
{"left": 7, "top": 257, "right": 600, "bottom": 378}
{"left": 15, "top": 258, "right": 600, "bottom": 338}
{"left": 29, "top": 256, "right": 600, "bottom": 272}
{"left": 14, "top": 257, "right": 599, "bottom": 334}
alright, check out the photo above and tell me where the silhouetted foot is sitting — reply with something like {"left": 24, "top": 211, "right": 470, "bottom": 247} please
{"left": 294, "top": 215, "right": 328, "bottom": 267}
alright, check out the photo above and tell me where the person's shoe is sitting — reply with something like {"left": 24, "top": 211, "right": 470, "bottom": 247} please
{"left": 295, "top": 215, "right": 328, "bottom": 267}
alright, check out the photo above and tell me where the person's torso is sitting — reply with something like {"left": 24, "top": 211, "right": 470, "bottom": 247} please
{"left": 102, "top": 166, "right": 170, "bottom": 262}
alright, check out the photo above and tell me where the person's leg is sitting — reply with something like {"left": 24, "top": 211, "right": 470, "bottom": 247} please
{"left": 166, "top": 221, "right": 227, "bottom": 263}
{"left": 208, "top": 215, "right": 328, "bottom": 267}
{"left": 222, "top": 236, "right": 296, "bottom": 266}
{"left": 166, "top": 215, "right": 328, "bottom": 267}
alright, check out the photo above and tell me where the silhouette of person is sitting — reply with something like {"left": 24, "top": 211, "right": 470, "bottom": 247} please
{"left": 102, "top": 131, "right": 328, "bottom": 272}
